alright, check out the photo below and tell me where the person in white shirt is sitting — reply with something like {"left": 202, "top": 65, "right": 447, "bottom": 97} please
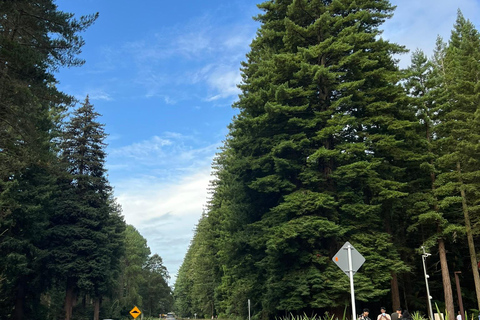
{"left": 377, "top": 307, "right": 391, "bottom": 320}
{"left": 457, "top": 311, "right": 462, "bottom": 320}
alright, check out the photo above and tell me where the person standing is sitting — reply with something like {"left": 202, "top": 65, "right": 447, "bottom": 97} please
{"left": 391, "top": 308, "right": 402, "bottom": 320}
{"left": 378, "top": 307, "right": 392, "bottom": 320}
{"left": 402, "top": 310, "right": 412, "bottom": 320}
{"left": 359, "top": 309, "right": 372, "bottom": 320}
{"left": 457, "top": 311, "right": 462, "bottom": 320}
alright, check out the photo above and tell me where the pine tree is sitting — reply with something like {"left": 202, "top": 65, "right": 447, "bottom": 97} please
{"left": 141, "top": 254, "right": 173, "bottom": 318}
{"left": 0, "top": 163, "right": 60, "bottom": 320}
{"left": 0, "top": 2, "right": 97, "bottom": 318}
{"left": 48, "top": 96, "right": 119, "bottom": 320}
{"left": 403, "top": 47, "right": 462, "bottom": 320}
{"left": 120, "top": 225, "right": 151, "bottom": 313}
{"left": 433, "top": 11, "right": 480, "bottom": 312}
{"left": 0, "top": 0, "right": 97, "bottom": 178}
{"left": 174, "top": 247, "right": 195, "bottom": 317}
{"left": 183, "top": 0, "right": 414, "bottom": 317}
{"left": 175, "top": 6, "right": 480, "bottom": 317}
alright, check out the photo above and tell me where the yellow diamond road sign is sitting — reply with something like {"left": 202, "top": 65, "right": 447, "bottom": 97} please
{"left": 130, "top": 306, "right": 141, "bottom": 319}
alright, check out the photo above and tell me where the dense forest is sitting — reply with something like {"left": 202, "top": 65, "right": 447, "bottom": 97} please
{"left": 174, "top": 1, "right": 480, "bottom": 320}
{"left": 0, "top": 1, "right": 172, "bottom": 319}
{"left": 3, "top": 0, "right": 480, "bottom": 320}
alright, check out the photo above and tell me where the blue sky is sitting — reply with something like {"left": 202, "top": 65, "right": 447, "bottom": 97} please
{"left": 54, "top": 0, "right": 480, "bottom": 283}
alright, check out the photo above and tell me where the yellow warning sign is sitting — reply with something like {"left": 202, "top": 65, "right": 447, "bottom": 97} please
{"left": 130, "top": 306, "right": 141, "bottom": 319}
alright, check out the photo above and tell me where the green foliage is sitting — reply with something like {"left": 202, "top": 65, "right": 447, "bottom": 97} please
{"left": 0, "top": 0, "right": 97, "bottom": 178}
{"left": 176, "top": 4, "right": 480, "bottom": 320}
{"left": 411, "top": 311, "right": 427, "bottom": 320}
{"left": 49, "top": 97, "right": 117, "bottom": 296}
{"left": 141, "top": 254, "right": 174, "bottom": 317}
{"left": 120, "top": 225, "right": 151, "bottom": 309}
{"left": 0, "top": 164, "right": 59, "bottom": 319}
{"left": 177, "top": 0, "right": 416, "bottom": 318}
{"left": 0, "top": 2, "right": 174, "bottom": 320}
{"left": 0, "top": 1, "right": 99, "bottom": 318}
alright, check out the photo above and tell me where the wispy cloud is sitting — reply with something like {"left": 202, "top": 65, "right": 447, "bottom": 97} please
{"left": 109, "top": 133, "right": 219, "bottom": 171}
{"left": 86, "top": 46, "right": 125, "bottom": 75}
{"left": 115, "top": 163, "right": 213, "bottom": 281}
{"left": 88, "top": 89, "right": 114, "bottom": 101}
{"left": 172, "top": 30, "right": 213, "bottom": 58}
{"left": 106, "top": 133, "right": 221, "bottom": 228}
{"left": 108, "top": 130, "right": 221, "bottom": 280}
{"left": 111, "top": 136, "right": 172, "bottom": 160}
{"left": 205, "top": 67, "right": 242, "bottom": 101}
{"left": 82, "top": 10, "right": 256, "bottom": 104}
{"left": 189, "top": 64, "right": 242, "bottom": 101}
{"left": 384, "top": 0, "right": 480, "bottom": 67}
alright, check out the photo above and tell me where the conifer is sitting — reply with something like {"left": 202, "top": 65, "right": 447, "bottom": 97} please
{"left": 49, "top": 97, "right": 122, "bottom": 320}
{"left": 434, "top": 11, "right": 480, "bottom": 311}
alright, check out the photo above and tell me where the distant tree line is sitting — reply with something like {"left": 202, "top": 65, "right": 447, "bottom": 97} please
{"left": 174, "top": 1, "right": 480, "bottom": 320}
{"left": 0, "top": 1, "right": 172, "bottom": 319}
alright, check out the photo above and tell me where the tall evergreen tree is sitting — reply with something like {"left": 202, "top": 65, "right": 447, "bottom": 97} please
{"left": 141, "top": 254, "right": 173, "bottom": 318}
{"left": 48, "top": 96, "right": 120, "bottom": 320}
{"left": 236, "top": 0, "right": 410, "bottom": 315}
{"left": 0, "top": 0, "right": 97, "bottom": 178}
{"left": 178, "top": 0, "right": 415, "bottom": 318}
{"left": 119, "top": 225, "right": 151, "bottom": 314}
{"left": 0, "top": 2, "right": 97, "bottom": 319}
{"left": 174, "top": 243, "right": 195, "bottom": 317}
{"left": 403, "top": 47, "right": 461, "bottom": 320}
{"left": 176, "top": 6, "right": 480, "bottom": 319}
{"left": 433, "top": 11, "right": 480, "bottom": 312}
{"left": 0, "top": 163, "right": 60, "bottom": 320}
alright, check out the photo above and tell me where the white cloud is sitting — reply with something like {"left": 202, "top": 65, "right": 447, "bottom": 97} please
{"left": 116, "top": 165, "right": 213, "bottom": 282}
{"left": 109, "top": 137, "right": 219, "bottom": 197}
{"left": 109, "top": 134, "right": 220, "bottom": 175}
{"left": 67, "top": 87, "right": 114, "bottom": 103}
{"left": 104, "top": 12, "right": 255, "bottom": 102}
{"left": 107, "top": 131, "right": 223, "bottom": 281}
{"left": 118, "top": 169, "right": 211, "bottom": 223}
{"left": 223, "top": 32, "right": 254, "bottom": 50}
{"left": 88, "top": 89, "right": 114, "bottom": 101}
{"left": 173, "top": 31, "right": 212, "bottom": 58}
{"left": 163, "top": 95, "right": 176, "bottom": 105}
{"left": 205, "top": 67, "right": 242, "bottom": 101}
{"left": 110, "top": 136, "right": 172, "bottom": 160}
{"left": 384, "top": 0, "right": 480, "bottom": 67}
{"left": 188, "top": 64, "right": 242, "bottom": 101}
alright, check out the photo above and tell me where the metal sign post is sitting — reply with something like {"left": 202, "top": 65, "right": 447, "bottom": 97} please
{"left": 333, "top": 242, "right": 365, "bottom": 320}
{"left": 421, "top": 246, "right": 434, "bottom": 320}
{"left": 347, "top": 244, "right": 356, "bottom": 320}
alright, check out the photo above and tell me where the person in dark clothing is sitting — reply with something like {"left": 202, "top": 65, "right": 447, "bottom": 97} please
{"left": 391, "top": 309, "right": 402, "bottom": 320}
{"left": 402, "top": 310, "right": 412, "bottom": 320}
{"left": 359, "top": 309, "right": 372, "bottom": 320}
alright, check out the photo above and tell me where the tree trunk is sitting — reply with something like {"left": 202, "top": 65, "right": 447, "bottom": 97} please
{"left": 391, "top": 272, "right": 401, "bottom": 311}
{"left": 438, "top": 238, "right": 455, "bottom": 320}
{"left": 457, "top": 161, "right": 480, "bottom": 310}
{"left": 13, "top": 278, "right": 25, "bottom": 320}
{"left": 64, "top": 282, "right": 76, "bottom": 320}
{"left": 93, "top": 297, "right": 101, "bottom": 320}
